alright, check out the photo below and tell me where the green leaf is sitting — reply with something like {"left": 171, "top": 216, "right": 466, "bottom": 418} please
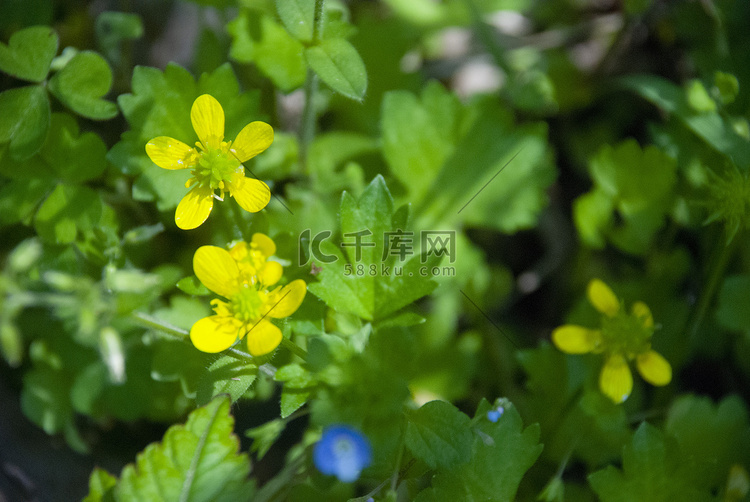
{"left": 152, "top": 340, "right": 213, "bottom": 400}
{"left": 620, "top": 74, "right": 750, "bottom": 171}
{"left": 305, "top": 38, "right": 367, "bottom": 100}
{"left": 0, "top": 26, "right": 58, "bottom": 82}
{"left": 84, "top": 468, "right": 117, "bottom": 502}
{"left": 713, "top": 71, "right": 739, "bottom": 105}
{"left": 275, "top": 363, "right": 316, "bottom": 418}
{"left": 588, "top": 423, "right": 712, "bottom": 502}
{"left": 48, "top": 51, "right": 118, "bottom": 120}
{"left": 21, "top": 364, "right": 74, "bottom": 436}
{"left": 0, "top": 178, "right": 55, "bottom": 226}
{"left": 96, "top": 11, "right": 144, "bottom": 65}
{"left": 196, "top": 356, "right": 257, "bottom": 406}
{"left": 0, "top": 85, "right": 50, "bottom": 160}
{"left": 176, "top": 276, "right": 211, "bottom": 296}
{"left": 245, "top": 419, "right": 285, "bottom": 460}
{"left": 415, "top": 402, "right": 543, "bottom": 502}
{"left": 382, "top": 83, "right": 555, "bottom": 233}
{"left": 382, "top": 83, "right": 462, "bottom": 204}
{"left": 34, "top": 184, "right": 102, "bottom": 244}
{"left": 111, "top": 396, "right": 254, "bottom": 502}
{"left": 665, "top": 394, "right": 750, "bottom": 492}
{"left": 685, "top": 80, "right": 716, "bottom": 112}
{"left": 47, "top": 113, "right": 109, "bottom": 182}
{"left": 574, "top": 139, "right": 676, "bottom": 254}
{"left": 405, "top": 400, "right": 473, "bottom": 469}
{"left": 0, "top": 112, "right": 107, "bottom": 186}
{"left": 227, "top": 10, "right": 307, "bottom": 91}
{"left": 276, "top": 0, "right": 315, "bottom": 42}
{"left": 307, "top": 175, "right": 439, "bottom": 321}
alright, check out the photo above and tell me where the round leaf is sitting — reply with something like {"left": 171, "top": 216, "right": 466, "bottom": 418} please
{"left": 0, "top": 26, "right": 58, "bottom": 82}
{"left": 0, "top": 85, "right": 50, "bottom": 160}
{"left": 48, "top": 51, "right": 118, "bottom": 120}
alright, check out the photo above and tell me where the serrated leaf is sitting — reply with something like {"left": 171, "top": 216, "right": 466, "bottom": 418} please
{"left": 405, "top": 400, "right": 473, "bottom": 469}
{"left": 0, "top": 85, "right": 50, "bottom": 160}
{"left": 574, "top": 139, "right": 676, "bottom": 255}
{"left": 588, "top": 423, "right": 712, "bottom": 502}
{"left": 276, "top": 0, "right": 315, "bottom": 42}
{"left": 48, "top": 51, "right": 118, "bottom": 120}
{"left": 382, "top": 83, "right": 554, "bottom": 233}
{"left": 307, "top": 175, "right": 439, "bottom": 321}
{"left": 83, "top": 468, "right": 117, "bottom": 502}
{"left": 196, "top": 356, "right": 257, "bottom": 406}
{"left": 0, "top": 26, "right": 58, "bottom": 82}
{"left": 112, "top": 396, "right": 254, "bottom": 502}
{"left": 414, "top": 403, "right": 542, "bottom": 502}
{"left": 276, "top": 363, "right": 316, "bottom": 418}
{"left": 245, "top": 419, "right": 286, "bottom": 460}
{"left": 665, "top": 394, "right": 750, "bottom": 492}
{"left": 382, "top": 83, "right": 461, "bottom": 204}
{"left": 34, "top": 184, "right": 103, "bottom": 244}
{"left": 305, "top": 38, "right": 367, "bottom": 100}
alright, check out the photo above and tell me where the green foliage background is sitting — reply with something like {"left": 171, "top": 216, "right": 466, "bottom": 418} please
{"left": 1, "top": 0, "right": 750, "bottom": 500}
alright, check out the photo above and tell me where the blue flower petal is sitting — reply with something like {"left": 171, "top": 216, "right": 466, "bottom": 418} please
{"left": 313, "top": 425, "right": 372, "bottom": 483}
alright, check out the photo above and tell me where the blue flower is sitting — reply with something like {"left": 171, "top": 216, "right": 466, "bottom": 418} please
{"left": 313, "top": 425, "right": 372, "bottom": 482}
{"left": 487, "top": 403, "right": 506, "bottom": 423}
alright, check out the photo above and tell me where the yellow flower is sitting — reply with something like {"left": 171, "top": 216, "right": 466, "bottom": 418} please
{"left": 145, "top": 94, "right": 273, "bottom": 230}
{"left": 551, "top": 278, "right": 671, "bottom": 404}
{"left": 190, "top": 244, "right": 306, "bottom": 356}
{"left": 228, "top": 233, "right": 283, "bottom": 287}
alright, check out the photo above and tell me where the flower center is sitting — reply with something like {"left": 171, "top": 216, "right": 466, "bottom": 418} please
{"left": 229, "top": 285, "right": 264, "bottom": 323}
{"left": 600, "top": 310, "right": 652, "bottom": 359}
{"left": 333, "top": 437, "right": 355, "bottom": 459}
{"left": 189, "top": 142, "right": 242, "bottom": 191}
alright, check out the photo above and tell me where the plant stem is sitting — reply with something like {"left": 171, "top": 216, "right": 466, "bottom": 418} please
{"left": 390, "top": 418, "right": 407, "bottom": 492}
{"left": 280, "top": 336, "right": 309, "bottom": 360}
{"left": 130, "top": 311, "right": 266, "bottom": 367}
{"left": 688, "top": 232, "right": 737, "bottom": 345}
{"left": 131, "top": 311, "right": 188, "bottom": 339}
{"left": 299, "top": 0, "right": 326, "bottom": 172}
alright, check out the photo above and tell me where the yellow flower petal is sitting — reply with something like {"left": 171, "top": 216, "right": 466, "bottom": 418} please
{"left": 193, "top": 246, "right": 241, "bottom": 298}
{"left": 229, "top": 174, "right": 271, "bottom": 213}
{"left": 636, "top": 350, "right": 671, "bottom": 386}
{"left": 231, "top": 121, "right": 274, "bottom": 163}
{"left": 190, "top": 315, "right": 242, "bottom": 353}
{"left": 175, "top": 185, "right": 214, "bottom": 230}
{"left": 551, "top": 325, "right": 601, "bottom": 354}
{"left": 599, "top": 354, "right": 633, "bottom": 404}
{"left": 587, "top": 279, "right": 620, "bottom": 317}
{"left": 263, "top": 280, "right": 306, "bottom": 318}
{"left": 245, "top": 320, "right": 282, "bottom": 356}
{"left": 145, "top": 136, "right": 195, "bottom": 170}
{"left": 191, "top": 94, "right": 224, "bottom": 149}
{"left": 632, "top": 301, "right": 654, "bottom": 329}
{"left": 259, "top": 261, "right": 283, "bottom": 286}
{"left": 251, "top": 233, "right": 276, "bottom": 257}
